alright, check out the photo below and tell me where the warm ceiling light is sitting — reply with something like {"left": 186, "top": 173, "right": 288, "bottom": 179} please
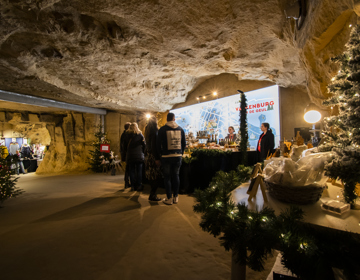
{"left": 213, "top": 92, "right": 217, "bottom": 96}
{"left": 349, "top": 24, "right": 352, "bottom": 27}
{"left": 146, "top": 114, "right": 151, "bottom": 119}
{"left": 304, "top": 103, "right": 321, "bottom": 124}
{"left": 203, "top": 96, "right": 206, "bottom": 99}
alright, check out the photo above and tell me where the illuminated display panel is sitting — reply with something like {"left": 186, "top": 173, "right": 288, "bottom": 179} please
{"left": 171, "top": 85, "right": 280, "bottom": 149}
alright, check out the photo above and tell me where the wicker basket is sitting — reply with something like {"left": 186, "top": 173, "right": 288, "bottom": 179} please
{"left": 264, "top": 181, "right": 325, "bottom": 205}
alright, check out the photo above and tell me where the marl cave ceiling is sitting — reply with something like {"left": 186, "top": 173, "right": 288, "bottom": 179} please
{"left": 0, "top": 0, "right": 358, "bottom": 112}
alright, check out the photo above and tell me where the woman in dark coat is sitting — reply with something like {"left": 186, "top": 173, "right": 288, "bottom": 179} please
{"left": 124, "top": 123, "right": 146, "bottom": 191}
{"left": 144, "top": 116, "right": 162, "bottom": 201}
{"left": 256, "top": 122, "right": 275, "bottom": 162}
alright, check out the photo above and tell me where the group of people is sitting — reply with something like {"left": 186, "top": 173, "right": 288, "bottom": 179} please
{"left": 119, "top": 115, "right": 273, "bottom": 204}
{"left": 225, "top": 123, "right": 275, "bottom": 162}
{"left": 120, "top": 113, "right": 186, "bottom": 205}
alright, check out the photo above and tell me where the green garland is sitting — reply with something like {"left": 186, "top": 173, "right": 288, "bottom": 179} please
{"left": 194, "top": 165, "right": 360, "bottom": 279}
{"left": 190, "top": 148, "right": 232, "bottom": 159}
{"left": 239, "top": 91, "right": 248, "bottom": 165}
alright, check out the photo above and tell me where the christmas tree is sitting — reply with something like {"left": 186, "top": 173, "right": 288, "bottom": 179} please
{"left": 321, "top": 25, "right": 360, "bottom": 207}
{"left": 88, "top": 125, "right": 111, "bottom": 172}
{"left": 238, "top": 90, "right": 249, "bottom": 165}
{"left": 0, "top": 155, "right": 24, "bottom": 205}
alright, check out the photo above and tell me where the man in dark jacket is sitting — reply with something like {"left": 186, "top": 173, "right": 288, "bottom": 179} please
{"left": 256, "top": 122, "right": 275, "bottom": 162}
{"left": 120, "top": 122, "right": 131, "bottom": 188}
{"left": 157, "top": 112, "right": 186, "bottom": 205}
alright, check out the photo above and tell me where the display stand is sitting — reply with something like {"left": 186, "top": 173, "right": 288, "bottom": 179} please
{"left": 102, "top": 160, "right": 110, "bottom": 173}
{"left": 247, "top": 163, "right": 268, "bottom": 202}
{"left": 111, "top": 160, "right": 124, "bottom": 175}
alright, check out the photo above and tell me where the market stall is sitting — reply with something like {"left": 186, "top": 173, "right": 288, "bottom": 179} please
{"left": 180, "top": 148, "right": 258, "bottom": 193}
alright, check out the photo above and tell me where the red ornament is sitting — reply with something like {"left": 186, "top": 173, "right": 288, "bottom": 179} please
{"left": 100, "top": 144, "right": 110, "bottom": 153}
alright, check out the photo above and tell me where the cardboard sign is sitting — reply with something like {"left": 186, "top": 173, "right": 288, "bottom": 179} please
{"left": 100, "top": 144, "right": 110, "bottom": 153}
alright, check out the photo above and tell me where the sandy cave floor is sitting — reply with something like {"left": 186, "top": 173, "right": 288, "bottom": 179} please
{"left": 0, "top": 173, "right": 278, "bottom": 280}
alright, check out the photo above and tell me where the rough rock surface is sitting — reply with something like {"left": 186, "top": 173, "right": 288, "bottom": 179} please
{"left": 0, "top": 110, "right": 100, "bottom": 173}
{"left": 0, "top": 0, "right": 306, "bottom": 112}
{"left": 0, "top": 0, "right": 359, "bottom": 112}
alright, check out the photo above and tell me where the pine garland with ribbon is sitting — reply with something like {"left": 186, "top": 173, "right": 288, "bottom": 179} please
{"left": 194, "top": 165, "right": 360, "bottom": 279}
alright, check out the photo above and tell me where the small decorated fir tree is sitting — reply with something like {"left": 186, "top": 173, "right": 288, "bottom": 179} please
{"left": 321, "top": 25, "right": 360, "bottom": 206}
{"left": 88, "top": 125, "right": 111, "bottom": 172}
{"left": 238, "top": 90, "right": 249, "bottom": 165}
{"left": 0, "top": 155, "right": 24, "bottom": 205}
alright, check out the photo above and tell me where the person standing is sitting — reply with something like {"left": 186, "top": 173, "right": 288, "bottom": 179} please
{"left": 225, "top": 126, "right": 237, "bottom": 142}
{"left": 124, "top": 123, "right": 145, "bottom": 191}
{"left": 256, "top": 122, "right": 275, "bottom": 162}
{"left": 120, "top": 122, "right": 131, "bottom": 188}
{"left": 157, "top": 112, "right": 186, "bottom": 205}
{"left": 144, "top": 116, "right": 162, "bottom": 201}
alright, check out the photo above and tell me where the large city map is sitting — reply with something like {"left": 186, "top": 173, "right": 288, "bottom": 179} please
{"left": 172, "top": 85, "right": 280, "bottom": 149}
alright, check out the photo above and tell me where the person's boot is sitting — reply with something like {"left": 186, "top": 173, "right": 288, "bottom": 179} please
{"left": 148, "top": 195, "right": 161, "bottom": 201}
{"left": 162, "top": 197, "right": 173, "bottom": 205}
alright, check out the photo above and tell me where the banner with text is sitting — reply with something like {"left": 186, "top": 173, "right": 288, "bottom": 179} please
{"left": 171, "top": 85, "right": 280, "bottom": 149}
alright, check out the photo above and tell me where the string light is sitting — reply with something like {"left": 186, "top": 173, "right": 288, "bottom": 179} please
{"left": 197, "top": 91, "right": 219, "bottom": 102}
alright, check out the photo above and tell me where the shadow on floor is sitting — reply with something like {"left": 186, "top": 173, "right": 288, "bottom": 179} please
{"left": 33, "top": 191, "right": 144, "bottom": 223}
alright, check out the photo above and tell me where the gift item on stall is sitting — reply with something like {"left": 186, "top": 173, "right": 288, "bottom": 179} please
{"left": 263, "top": 152, "right": 335, "bottom": 187}
{"left": 321, "top": 200, "right": 350, "bottom": 215}
{"left": 9, "top": 139, "right": 19, "bottom": 155}
{"left": 295, "top": 131, "right": 304, "bottom": 145}
{"left": 263, "top": 152, "right": 336, "bottom": 204}
{"left": 289, "top": 144, "right": 308, "bottom": 161}
{"left": 0, "top": 145, "right": 9, "bottom": 159}
{"left": 20, "top": 143, "right": 32, "bottom": 159}
{"left": 33, "top": 144, "right": 46, "bottom": 159}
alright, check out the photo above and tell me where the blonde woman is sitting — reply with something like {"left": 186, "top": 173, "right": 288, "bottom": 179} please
{"left": 123, "top": 123, "right": 146, "bottom": 191}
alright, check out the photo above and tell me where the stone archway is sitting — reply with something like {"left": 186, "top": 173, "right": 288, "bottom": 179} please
{"left": 1, "top": 110, "right": 101, "bottom": 174}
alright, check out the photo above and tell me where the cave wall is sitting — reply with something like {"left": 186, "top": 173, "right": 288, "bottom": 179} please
{"left": 279, "top": 87, "right": 313, "bottom": 141}
{"left": 105, "top": 112, "right": 137, "bottom": 158}
{"left": 293, "top": 0, "right": 358, "bottom": 107}
{"left": 36, "top": 112, "right": 101, "bottom": 174}
{"left": 0, "top": 110, "right": 102, "bottom": 174}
